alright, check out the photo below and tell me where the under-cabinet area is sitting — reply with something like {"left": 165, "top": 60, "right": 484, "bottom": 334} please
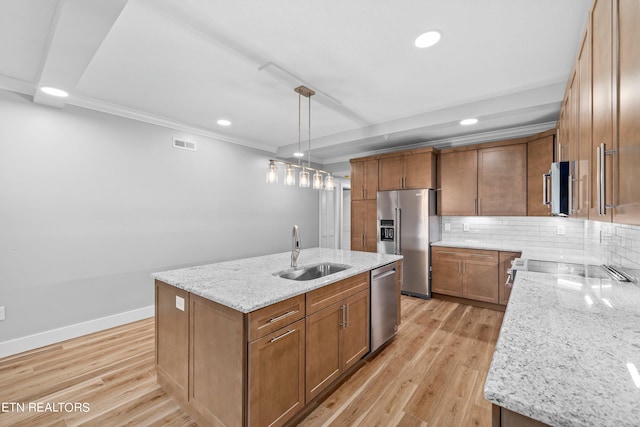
{"left": 153, "top": 250, "right": 401, "bottom": 427}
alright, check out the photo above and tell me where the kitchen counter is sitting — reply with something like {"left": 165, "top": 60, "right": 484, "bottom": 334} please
{"left": 484, "top": 268, "right": 640, "bottom": 426}
{"left": 432, "top": 240, "right": 599, "bottom": 264}
{"left": 152, "top": 247, "right": 402, "bottom": 313}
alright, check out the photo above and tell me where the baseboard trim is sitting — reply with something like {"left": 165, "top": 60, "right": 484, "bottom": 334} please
{"left": 0, "top": 306, "right": 154, "bottom": 359}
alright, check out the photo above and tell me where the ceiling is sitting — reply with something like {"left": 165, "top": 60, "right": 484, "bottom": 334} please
{"left": 0, "top": 0, "right": 591, "bottom": 173}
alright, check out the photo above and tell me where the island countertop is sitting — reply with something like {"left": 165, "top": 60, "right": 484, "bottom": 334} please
{"left": 152, "top": 247, "right": 402, "bottom": 313}
{"left": 484, "top": 268, "right": 640, "bottom": 426}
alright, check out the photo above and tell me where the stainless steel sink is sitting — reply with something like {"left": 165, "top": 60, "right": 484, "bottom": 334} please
{"left": 275, "top": 262, "right": 351, "bottom": 281}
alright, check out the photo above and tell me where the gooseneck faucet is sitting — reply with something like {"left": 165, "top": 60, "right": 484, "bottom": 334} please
{"left": 291, "top": 225, "right": 300, "bottom": 268}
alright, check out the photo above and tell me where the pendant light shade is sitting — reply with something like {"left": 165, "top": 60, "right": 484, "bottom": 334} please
{"left": 299, "top": 168, "right": 310, "bottom": 187}
{"left": 266, "top": 160, "right": 278, "bottom": 183}
{"left": 313, "top": 171, "right": 323, "bottom": 189}
{"left": 324, "top": 174, "right": 335, "bottom": 191}
{"left": 284, "top": 164, "right": 296, "bottom": 186}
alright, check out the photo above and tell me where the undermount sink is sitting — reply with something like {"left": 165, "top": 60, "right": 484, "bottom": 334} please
{"left": 275, "top": 262, "right": 352, "bottom": 281}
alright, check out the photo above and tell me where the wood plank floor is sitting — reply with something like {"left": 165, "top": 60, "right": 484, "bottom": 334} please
{"left": 0, "top": 296, "right": 503, "bottom": 426}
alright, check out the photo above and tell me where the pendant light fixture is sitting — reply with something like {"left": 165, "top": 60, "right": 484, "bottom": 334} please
{"left": 265, "top": 85, "right": 334, "bottom": 191}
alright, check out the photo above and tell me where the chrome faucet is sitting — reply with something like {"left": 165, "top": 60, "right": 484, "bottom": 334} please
{"left": 291, "top": 225, "right": 300, "bottom": 268}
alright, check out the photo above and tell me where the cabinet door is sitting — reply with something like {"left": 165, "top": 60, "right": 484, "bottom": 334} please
{"left": 614, "top": 0, "right": 640, "bottom": 225}
{"left": 341, "top": 290, "right": 370, "bottom": 371}
{"left": 351, "top": 160, "right": 365, "bottom": 201}
{"left": 431, "top": 250, "right": 463, "bottom": 297}
{"left": 364, "top": 199, "right": 377, "bottom": 252}
{"left": 478, "top": 144, "right": 527, "bottom": 216}
{"left": 404, "top": 152, "right": 435, "bottom": 189}
{"left": 351, "top": 200, "right": 366, "bottom": 251}
{"left": 462, "top": 256, "right": 499, "bottom": 304}
{"left": 378, "top": 156, "right": 404, "bottom": 190}
{"left": 590, "top": 0, "right": 615, "bottom": 222}
{"left": 305, "top": 304, "right": 342, "bottom": 402}
{"left": 248, "top": 319, "right": 305, "bottom": 427}
{"left": 498, "top": 252, "right": 521, "bottom": 305}
{"left": 364, "top": 159, "right": 378, "bottom": 199}
{"left": 438, "top": 150, "right": 478, "bottom": 216}
{"left": 527, "top": 136, "right": 554, "bottom": 216}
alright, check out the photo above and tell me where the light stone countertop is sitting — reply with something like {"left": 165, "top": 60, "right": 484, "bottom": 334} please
{"left": 152, "top": 247, "right": 402, "bottom": 313}
{"left": 484, "top": 269, "right": 640, "bottom": 426}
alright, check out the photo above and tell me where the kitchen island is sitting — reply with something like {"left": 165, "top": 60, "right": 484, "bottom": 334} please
{"left": 152, "top": 248, "right": 402, "bottom": 427}
{"left": 484, "top": 266, "right": 640, "bottom": 426}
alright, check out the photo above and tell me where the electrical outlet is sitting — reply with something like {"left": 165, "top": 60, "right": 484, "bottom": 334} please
{"left": 557, "top": 224, "right": 566, "bottom": 235}
{"left": 0, "top": 306, "right": 5, "bottom": 321}
{"left": 444, "top": 223, "right": 451, "bottom": 231}
{"left": 463, "top": 223, "right": 470, "bottom": 232}
{"left": 175, "top": 296, "right": 185, "bottom": 311}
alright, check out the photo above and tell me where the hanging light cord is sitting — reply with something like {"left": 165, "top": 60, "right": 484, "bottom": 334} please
{"left": 298, "top": 91, "right": 302, "bottom": 167}
{"left": 307, "top": 94, "right": 311, "bottom": 168}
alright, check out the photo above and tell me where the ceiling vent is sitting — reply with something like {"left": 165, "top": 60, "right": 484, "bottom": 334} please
{"left": 172, "top": 137, "right": 197, "bottom": 151}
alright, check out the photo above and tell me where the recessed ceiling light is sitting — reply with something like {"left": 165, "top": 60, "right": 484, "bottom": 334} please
{"left": 217, "top": 119, "right": 231, "bottom": 126}
{"left": 40, "top": 86, "right": 69, "bottom": 97}
{"left": 293, "top": 152, "right": 304, "bottom": 157}
{"left": 414, "top": 31, "right": 441, "bottom": 48}
{"left": 460, "top": 118, "right": 479, "bottom": 126}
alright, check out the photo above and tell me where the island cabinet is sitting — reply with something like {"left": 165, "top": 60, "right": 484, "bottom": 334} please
{"left": 492, "top": 405, "right": 551, "bottom": 427}
{"left": 431, "top": 247, "right": 499, "bottom": 304}
{"left": 305, "top": 273, "right": 370, "bottom": 401}
{"left": 378, "top": 149, "right": 436, "bottom": 190}
{"left": 155, "top": 270, "right": 373, "bottom": 427}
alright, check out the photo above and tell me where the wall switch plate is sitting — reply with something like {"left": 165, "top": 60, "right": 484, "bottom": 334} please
{"left": 557, "top": 224, "right": 566, "bottom": 235}
{"left": 0, "top": 306, "right": 5, "bottom": 321}
{"left": 176, "top": 296, "right": 185, "bottom": 311}
{"left": 444, "top": 223, "right": 451, "bottom": 231}
{"left": 463, "top": 223, "right": 470, "bottom": 232}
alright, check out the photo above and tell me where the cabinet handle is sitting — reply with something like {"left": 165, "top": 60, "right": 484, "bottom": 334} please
{"left": 542, "top": 172, "right": 551, "bottom": 206}
{"left": 362, "top": 234, "right": 365, "bottom": 249}
{"left": 458, "top": 261, "right": 462, "bottom": 274}
{"left": 340, "top": 304, "right": 347, "bottom": 329}
{"left": 597, "top": 143, "right": 604, "bottom": 215}
{"left": 362, "top": 188, "right": 365, "bottom": 199}
{"left": 463, "top": 261, "right": 466, "bottom": 274}
{"left": 270, "top": 329, "right": 295, "bottom": 343}
{"left": 568, "top": 174, "right": 574, "bottom": 214}
{"left": 474, "top": 198, "right": 478, "bottom": 215}
{"left": 268, "top": 310, "right": 297, "bottom": 324}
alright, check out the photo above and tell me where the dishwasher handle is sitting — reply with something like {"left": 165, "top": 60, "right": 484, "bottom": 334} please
{"left": 372, "top": 268, "right": 396, "bottom": 281}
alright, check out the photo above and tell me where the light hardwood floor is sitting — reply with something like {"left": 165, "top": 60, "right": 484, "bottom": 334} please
{"left": 0, "top": 296, "right": 503, "bottom": 426}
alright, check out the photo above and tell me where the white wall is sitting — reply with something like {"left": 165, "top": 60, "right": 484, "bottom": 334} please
{"left": 0, "top": 90, "right": 319, "bottom": 345}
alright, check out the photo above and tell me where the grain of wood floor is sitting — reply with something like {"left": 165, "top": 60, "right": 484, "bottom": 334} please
{"left": 0, "top": 296, "right": 503, "bottom": 427}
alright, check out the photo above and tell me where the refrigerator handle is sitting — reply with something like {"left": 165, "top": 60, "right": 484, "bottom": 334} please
{"left": 395, "top": 207, "right": 401, "bottom": 255}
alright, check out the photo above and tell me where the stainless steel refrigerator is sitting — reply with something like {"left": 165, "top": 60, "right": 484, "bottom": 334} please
{"left": 377, "top": 189, "right": 440, "bottom": 298}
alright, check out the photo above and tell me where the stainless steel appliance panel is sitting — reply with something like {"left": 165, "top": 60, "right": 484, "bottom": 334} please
{"left": 370, "top": 262, "right": 398, "bottom": 352}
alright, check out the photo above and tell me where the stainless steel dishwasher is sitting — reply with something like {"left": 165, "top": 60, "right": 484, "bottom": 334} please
{"left": 370, "top": 262, "right": 399, "bottom": 352}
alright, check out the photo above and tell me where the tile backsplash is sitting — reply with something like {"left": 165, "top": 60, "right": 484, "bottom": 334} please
{"left": 441, "top": 216, "right": 640, "bottom": 270}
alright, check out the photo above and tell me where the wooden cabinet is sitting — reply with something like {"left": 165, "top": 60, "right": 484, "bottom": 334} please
{"left": 305, "top": 272, "right": 370, "bottom": 402}
{"left": 498, "top": 251, "right": 521, "bottom": 305}
{"left": 432, "top": 247, "right": 499, "bottom": 304}
{"left": 248, "top": 319, "right": 305, "bottom": 427}
{"left": 155, "top": 281, "right": 190, "bottom": 404}
{"left": 378, "top": 150, "right": 436, "bottom": 190}
{"left": 438, "top": 150, "right": 478, "bottom": 216}
{"left": 351, "top": 199, "right": 377, "bottom": 252}
{"left": 350, "top": 159, "right": 378, "bottom": 200}
{"left": 493, "top": 405, "right": 551, "bottom": 427}
{"left": 614, "top": 0, "right": 640, "bottom": 225}
{"left": 577, "top": 25, "right": 592, "bottom": 219}
{"left": 527, "top": 135, "right": 554, "bottom": 216}
{"left": 478, "top": 144, "right": 527, "bottom": 216}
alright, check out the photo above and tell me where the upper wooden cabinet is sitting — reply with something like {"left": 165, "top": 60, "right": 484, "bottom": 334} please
{"left": 350, "top": 159, "right": 378, "bottom": 200}
{"left": 478, "top": 144, "right": 527, "bottom": 216}
{"left": 527, "top": 135, "right": 554, "bottom": 216}
{"left": 438, "top": 149, "right": 478, "bottom": 216}
{"left": 576, "top": 24, "right": 592, "bottom": 219}
{"left": 378, "top": 150, "right": 436, "bottom": 190}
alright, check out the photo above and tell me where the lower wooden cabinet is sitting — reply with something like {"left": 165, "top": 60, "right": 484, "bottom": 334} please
{"left": 493, "top": 405, "right": 551, "bottom": 427}
{"left": 351, "top": 199, "right": 377, "bottom": 252}
{"left": 248, "top": 319, "right": 305, "bottom": 427}
{"left": 431, "top": 247, "right": 499, "bottom": 304}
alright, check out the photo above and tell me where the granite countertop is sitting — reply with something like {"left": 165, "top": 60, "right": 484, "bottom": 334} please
{"left": 431, "top": 240, "right": 599, "bottom": 264}
{"left": 152, "top": 247, "right": 402, "bottom": 313}
{"left": 484, "top": 268, "right": 640, "bottom": 426}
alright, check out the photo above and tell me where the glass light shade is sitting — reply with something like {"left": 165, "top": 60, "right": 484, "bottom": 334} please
{"left": 313, "top": 171, "right": 323, "bottom": 189}
{"left": 266, "top": 161, "right": 278, "bottom": 183}
{"left": 324, "top": 174, "right": 335, "bottom": 191}
{"left": 299, "top": 168, "right": 310, "bottom": 188}
{"left": 284, "top": 164, "right": 296, "bottom": 186}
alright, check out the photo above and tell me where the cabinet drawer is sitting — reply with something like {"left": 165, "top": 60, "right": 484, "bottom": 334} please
{"left": 306, "top": 272, "right": 370, "bottom": 315}
{"left": 433, "top": 247, "right": 499, "bottom": 262}
{"left": 248, "top": 294, "right": 305, "bottom": 342}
